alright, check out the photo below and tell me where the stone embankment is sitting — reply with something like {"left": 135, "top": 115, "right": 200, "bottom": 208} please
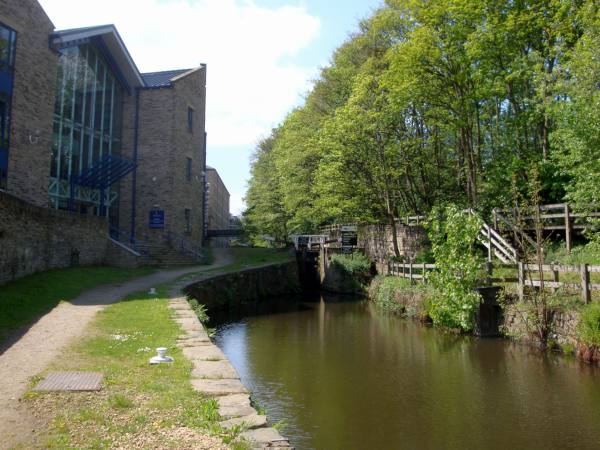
{"left": 169, "top": 262, "right": 299, "bottom": 449}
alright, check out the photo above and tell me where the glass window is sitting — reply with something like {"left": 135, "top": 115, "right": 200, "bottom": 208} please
{"left": 0, "top": 24, "right": 17, "bottom": 70}
{"left": 0, "top": 22, "right": 16, "bottom": 190}
{"left": 49, "top": 42, "right": 124, "bottom": 214}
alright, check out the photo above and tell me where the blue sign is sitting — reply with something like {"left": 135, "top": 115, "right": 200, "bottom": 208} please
{"left": 149, "top": 210, "right": 165, "bottom": 228}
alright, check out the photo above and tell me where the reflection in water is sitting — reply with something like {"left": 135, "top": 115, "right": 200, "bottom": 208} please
{"left": 213, "top": 297, "right": 600, "bottom": 450}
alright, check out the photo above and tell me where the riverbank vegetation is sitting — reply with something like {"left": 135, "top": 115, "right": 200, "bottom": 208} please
{"left": 244, "top": 0, "right": 599, "bottom": 247}
{"left": 26, "top": 287, "right": 248, "bottom": 449}
{"left": 0, "top": 266, "right": 155, "bottom": 344}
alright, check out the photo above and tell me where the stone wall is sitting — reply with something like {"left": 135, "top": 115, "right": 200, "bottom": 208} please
{"left": 0, "top": 0, "right": 57, "bottom": 207}
{"left": 502, "top": 301, "right": 580, "bottom": 350}
{"left": 0, "top": 191, "right": 109, "bottom": 284}
{"left": 360, "top": 224, "right": 428, "bottom": 273}
{"left": 184, "top": 261, "right": 300, "bottom": 312}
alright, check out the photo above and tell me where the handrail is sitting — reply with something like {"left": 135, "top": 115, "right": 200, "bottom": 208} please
{"left": 109, "top": 225, "right": 151, "bottom": 257}
{"left": 165, "top": 231, "right": 206, "bottom": 262}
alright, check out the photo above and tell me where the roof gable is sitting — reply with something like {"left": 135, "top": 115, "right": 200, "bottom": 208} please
{"left": 50, "top": 25, "right": 144, "bottom": 90}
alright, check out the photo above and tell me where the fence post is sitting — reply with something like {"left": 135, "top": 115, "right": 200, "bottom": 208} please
{"left": 565, "top": 204, "right": 572, "bottom": 253}
{"left": 422, "top": 263, "right": 427, "bottom": 284}
{"left": 551, "top": 263, "right": 559, "bottom": 294}
{"left": 409, "top": 262, "right": 413, "bottom": 284}
{"left": 486, "top": 261, "right": 493, "bottom": 286}
{"left": 487, "top": 227, "right": 492, "bottom": 262}
{"left": 518, "top": 261, "right": 525, "bottom": 302}
{"left": 581, "top": 263, "right": 590, "bottom": 304}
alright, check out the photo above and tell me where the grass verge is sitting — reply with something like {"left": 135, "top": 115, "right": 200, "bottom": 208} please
{"left": 26, "top": 287, "right": 250, "bottom": 449}
{"left": 0, "top": 266, "right": 155, "bottom": 343}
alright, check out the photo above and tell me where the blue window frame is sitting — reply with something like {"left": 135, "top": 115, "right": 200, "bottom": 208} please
{"left": 0, "top": 22, "right": 17, "bottom": 190}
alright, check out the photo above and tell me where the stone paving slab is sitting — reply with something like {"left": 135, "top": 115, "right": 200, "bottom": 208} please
{"left": 219, "top": 403, "right": 258, "bottom": 419}
{"left": 191, "top": 378, "right": 249, "bottom": 396}
{"left": 240, "top": 428, "right": 291, "bottom": 447}
{"left": 182, "top": 345, "right": 227, "bottom": 361}
{"left": 192, "top": 360, "right": 240, "bottom": 379}
{"left": 220, "top": 414, "right": 267, "bottom": 430}
{"left": 167, "top": 263, "right": 293, "bottom": 449}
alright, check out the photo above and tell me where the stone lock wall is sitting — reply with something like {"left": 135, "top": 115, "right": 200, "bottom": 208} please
{"left": 0, "top": 191, "right": 109, "bottom": 284}
{"left": 360, "top": 223, "right": 428, "bottom": 273}
{"left": 184, "top": 261, "right": 300, "bottom": 312}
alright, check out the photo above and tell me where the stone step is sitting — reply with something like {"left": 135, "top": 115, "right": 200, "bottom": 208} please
{"left": 191, "top": 360, "right": 239, "bottom": 379}
{"left": 217, "top": 394, "right": 256, "bottom": 419}
{"left": 182, "top": 345, "right": 226, "bottom": 361}
{"left": 219, "top": 414, "right": 267, "bottom": 430}
{"left": 191, "top": 378, "right": 248, "bottom": 396}
{"left": 240, "top": 428, "right": 292, "bottom": 448}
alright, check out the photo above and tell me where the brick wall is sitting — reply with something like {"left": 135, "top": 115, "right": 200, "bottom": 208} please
{"left": 0, "top": 0, "right": 57, "bottom": 207}
{"left": 0, "top": 191, "right": 109, "bottom": 284}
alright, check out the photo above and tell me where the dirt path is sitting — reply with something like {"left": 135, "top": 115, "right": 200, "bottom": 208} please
{"left": 0, "top": 250, "right": 232, "bottom": 449}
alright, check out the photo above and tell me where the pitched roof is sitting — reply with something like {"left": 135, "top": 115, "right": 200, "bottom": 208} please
{"left": 142, "top": 69, "right": 192, "bottom": 88}
{"left": 51, "top": 25, "right": 145, "bottom": 89}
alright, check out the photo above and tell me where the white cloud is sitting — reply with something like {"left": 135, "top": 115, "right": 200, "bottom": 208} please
{"left": 39, "top": 0, "right": 320, "bottom": 148}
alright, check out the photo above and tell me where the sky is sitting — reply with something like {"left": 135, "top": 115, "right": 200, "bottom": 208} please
{"left": 38, "top": 0, "right": 384, "bottom": 215}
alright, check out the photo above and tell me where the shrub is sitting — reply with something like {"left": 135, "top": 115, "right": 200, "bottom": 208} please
{"left": 330, "top": 252, "right": 371, "bottom": 274}
{"left": 427, "top": 204, "right": 483, "bottom": 331}
{"left": 577, "top": 303, "right": 600, "bottom": 348}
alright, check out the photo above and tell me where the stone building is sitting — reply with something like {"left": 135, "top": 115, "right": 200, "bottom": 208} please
{"left": 206, "top": 166, "right": 231, "bottom": 247}
{"left": 0, "top": 0, "right": 209, "bottom": 281}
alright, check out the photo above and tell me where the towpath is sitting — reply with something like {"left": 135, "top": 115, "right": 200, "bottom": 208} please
{"left": 0, "top": 250, "right": 231, "bottom": 449}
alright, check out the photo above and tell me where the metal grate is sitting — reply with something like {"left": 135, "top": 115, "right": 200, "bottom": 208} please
{"left": 34, "top": 372, "right": 103, "bottom": 392}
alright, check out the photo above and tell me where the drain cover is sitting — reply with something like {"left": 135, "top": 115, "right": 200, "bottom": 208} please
{"left": 34, "top": 372, "right": 103, "bottom": 392}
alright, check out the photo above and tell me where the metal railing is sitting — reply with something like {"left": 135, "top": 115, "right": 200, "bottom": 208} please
{"left": 165, "top": 231, "right": 207, "bottom": 262}
{"left": 108, "top": 226, "right": 151, "bottom": 257}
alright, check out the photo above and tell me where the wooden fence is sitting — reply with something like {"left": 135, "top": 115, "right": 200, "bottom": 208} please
{"left": 388, "top": 261, "right": 600, "bottom": 304}
{"left": 518, "top": 262, "right": 600, "bottom": 304}
{"left": 493, "top": 203, "right": 600, "bottom": 252}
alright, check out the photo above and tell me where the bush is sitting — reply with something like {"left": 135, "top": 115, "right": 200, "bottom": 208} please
{"left": 330, "top": 253, "right": 371, "bottom": 274}
{"left": 544, "top": 240, "right": 600, "bottom": 265}
{"left": 577, "top": 303, "right": 600, "bottom": 348}
{"left": 369, "top": 275, "right": 432, "bottom": 318}
{"left": 427, "top": 204, "right": 483, "bottom": 331}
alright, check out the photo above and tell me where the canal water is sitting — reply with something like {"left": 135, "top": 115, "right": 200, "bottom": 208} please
{"left": 213, "top": 297, "right": 600, "bottom": 450}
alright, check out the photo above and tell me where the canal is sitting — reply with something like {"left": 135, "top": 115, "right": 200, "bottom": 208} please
{"left": 213, "top": 297, "right": 600, "bottom": 450}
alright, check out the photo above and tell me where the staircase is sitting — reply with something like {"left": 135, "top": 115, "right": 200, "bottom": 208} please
{"left": 146, "top": 243, "right": 201, "bottom": 267}
{"left": 468, "top": 209, "right": 519, "bottom": 264}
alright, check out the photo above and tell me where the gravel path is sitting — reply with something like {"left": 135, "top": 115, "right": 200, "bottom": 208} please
{"left": 0, "top": 251, "right": 231, "bottom": 449}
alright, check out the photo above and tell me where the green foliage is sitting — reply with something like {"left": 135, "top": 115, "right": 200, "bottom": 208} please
{"left": 544, "top": 241, "right": 600, "bottom": 265}
{"left": 427, "top": 205, "right": 483, "bottom": 331}
{"left": 187, "top": 297, "right": 210, "bottom": 323}
{"left": 0, "top": 266, "right": 155, "bottom": 342}
{"left": 243, "top": 0, "right": 599, "bottom": 243}
{"left": 577, "top": 303, "right": 600, "bottom": 348}
{"left": 369, "top": 275, "right": 432, "bottom": 318}
{"left": 330, "top": 253, "right": 371, "bottom": 274}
